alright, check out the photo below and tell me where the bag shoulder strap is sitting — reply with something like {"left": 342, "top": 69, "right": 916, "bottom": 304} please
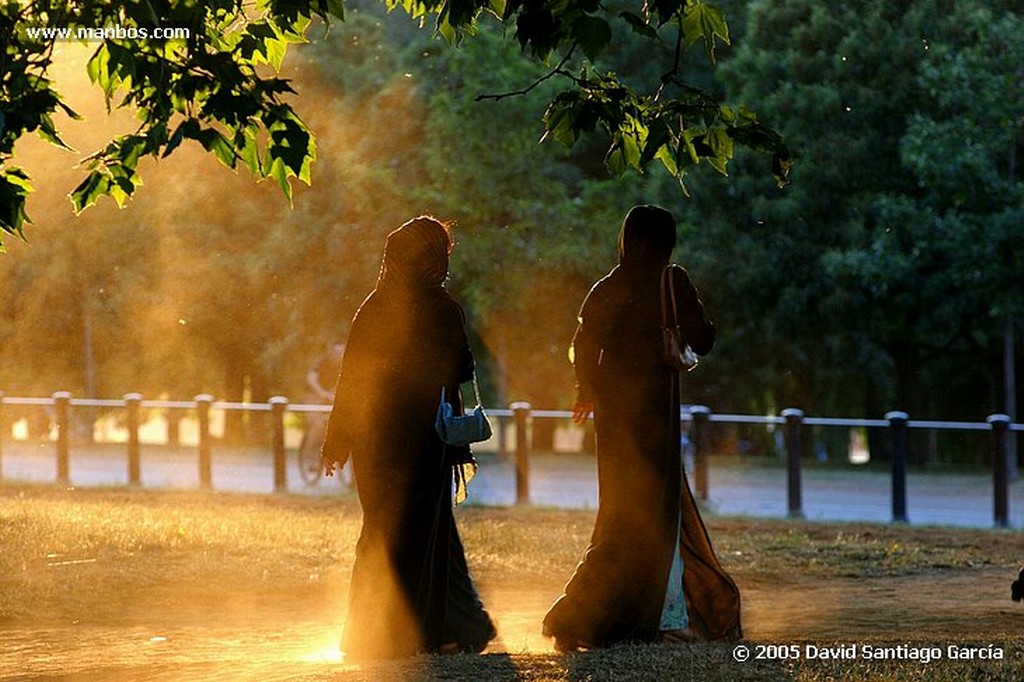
{"left": 443, "top": 372, "right": 483, "bottom": 407}
{"left": 661, "top": 265, "right": 680, "bottom": 327}
{"left": 471, "top": 371, "right": 483, "bottom": 406}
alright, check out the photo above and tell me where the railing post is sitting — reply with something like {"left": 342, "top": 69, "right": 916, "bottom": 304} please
{"left": 269, "top": 396, "right": 288, "bottom": 492}
{"left": 166, "top": 408, "right": 180, "bottom": 447}
{"left": 125, "top": 393, "right": 142, "bottom": 485}
{"left": 987, "top": 414, "right": 1011, "bottom": 528}
{"left": 781, "top": 408, "right": 804, "bottom": 519}
{"left": 53, "top": 391, "right": 72, "bottom": 484}
{"left": 690, "top": 405, "right": 711, "bottom": 501}
{"left": 497, "top": 414, "right": 508, "bottom": 460}
{"left": 510, "top": 402, "right": 531, "bottom": 504}
{"left": 886, "top": 411, "right": 910, "bottom": 523}
{"left": 195, "top": 394, "right": 213, "bottom": 489}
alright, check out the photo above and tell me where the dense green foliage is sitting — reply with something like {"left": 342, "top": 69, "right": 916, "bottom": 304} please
{"left": 679, "top": 0, "right": 1022, "bottom": 460}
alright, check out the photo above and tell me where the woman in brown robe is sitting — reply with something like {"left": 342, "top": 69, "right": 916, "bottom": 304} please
{"left": 321, "top": 216, "right": 496, "bottom": 660}
{"left": 543, "top": 205, "right": 741, "bottom": 650}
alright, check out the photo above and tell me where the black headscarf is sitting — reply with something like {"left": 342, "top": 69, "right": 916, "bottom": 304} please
{"left": 617, "top": 204, "right": 677, "bottom": 269}
{"left": 377, "top": 216, "right": 453, "bottom": 293}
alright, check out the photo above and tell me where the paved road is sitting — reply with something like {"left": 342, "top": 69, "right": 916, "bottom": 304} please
{"left": 2, "top": 441, "right": 1021, "bottom": 529}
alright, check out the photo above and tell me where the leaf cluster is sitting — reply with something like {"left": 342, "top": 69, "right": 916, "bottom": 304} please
{"left": 1, "top": 0, "right": 344, "bottom": 244}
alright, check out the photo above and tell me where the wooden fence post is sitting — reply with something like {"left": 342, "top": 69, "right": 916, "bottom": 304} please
{"left": 53, "top": 391, "right": 72, "bottom": 484}
{"left": 497, "top": 414, "right": 509, "bottom": 460}
{"left": 125, "top": 393, "right": 142, "bottom": 485}
{"left": 510, "top": 402, "right": 531, "bottom": 504}
{"left": 781, "top": 408, "right": 804, "bottom": 519}
{"left": 690, "top": 405, "right": 711, "bottom": 501}
{"left": 166, "top": 408, "right": 180, "bottom": 447}
{"left": 886, "top": 411, "right": 910, "bottom": 523}
{"left": 269, "top": 396, "right": 288, "bottom": 492}
{"left": 195, "top": 395, "right": 213, "bottom": 489}
{"left": 988, "top": 414, "right": 1012, "bottom": 528}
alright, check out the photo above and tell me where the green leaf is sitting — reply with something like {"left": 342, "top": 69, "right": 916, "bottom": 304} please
{"left": 681, "top": 2, "right": 730, "bottom": 63}
{"left": 268, "top": 157, "right": 293, "bottom": 203}
{"left": 654, "top": 142, "right": 678, "bottom": 176}
{"left": 37, "top": 114, "right": 75, "bottom": 151}
{"left": 242, "top": 22, "right": 289, "bottom": 70}
{"left": 316, "top": 0, "right": 346, "bottom": 20}
{"left": 198, "top": 128, "right": 238, "bottom": 169}
{"left": 487, "top": 0, "right": 506, "bottom": 19}
{"left": 86, "top": 43, "right": 113, "bottom": 106}
{"left": 70, "top": 171, "right": 109, "bottom": 213}
{"left": 541, "top": 96, "right": 581, "bottom": 147}
{"left": 573, "top": 16, "right": 612, "bottom": 62}
{"left": 640, "top": 119, "right": 670, "bottom": 167}
{"left": 620, "top": 11, "right": 659, "bottom": 39}
{"left": 0, "top": 167, "right": 33, "bottom": 243}
{"left": 605, "top": 141, "right": 627, "bottom": 175}
{"left": 163, "top": 119, "right": 200, "bottom": 158}
{"left": 703, "top": 125, "right": 733, "bottom": 175}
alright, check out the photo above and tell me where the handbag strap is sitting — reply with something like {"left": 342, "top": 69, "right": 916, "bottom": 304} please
{"left": 444, "top": 372, "right": 483, "bottom": 408}
{"left": 661, "top": 265, "right": 680, "bottom": 328}
{"left": 471, "top": 371, "right": 483, "bottom": 406}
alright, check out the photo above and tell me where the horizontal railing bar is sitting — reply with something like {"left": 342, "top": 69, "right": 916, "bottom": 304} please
{"left": 1, "top": 396, "right": 54, "bottom": 406}
{"left": 0, "top": 394, "right": 1020, "bottom": 432}
{"left": 140, "top": 400, "right": 199, "bottom": 410}
{"left": 68, "top": 398, "right": 128, "bottom": 408}
{"left": 709, "top": 414, "right": 786, "bottom": 425}
{"left": 803, "top": 417, "right": 889, "bottom": 428}
{"left": 530, "top": 409, "right": 573, "bottom": 419}
{"left": 212, "top": 401, "right": 272, "bottom": 412}
{"left": 283, "top": 403, "right": 332, "bottom": 414}
{"left": 907, "top": 420, "right": 993, "bottom": 431}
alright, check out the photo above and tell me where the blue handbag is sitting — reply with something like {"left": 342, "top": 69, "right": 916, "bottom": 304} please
{"left": 435, "top": 375, "right": 492, "bottom": 446}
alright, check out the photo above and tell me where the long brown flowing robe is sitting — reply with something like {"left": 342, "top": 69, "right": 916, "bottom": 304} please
{"left": 321, "top": 219, "right": 495, "bottom": 660}
{"left": 543, "top": 217, "right": 741, "bottom": 646}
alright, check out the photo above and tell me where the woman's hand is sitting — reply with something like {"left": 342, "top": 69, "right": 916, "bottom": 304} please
{"left": 571, "top": 401, "right": 594, "bottom": 424}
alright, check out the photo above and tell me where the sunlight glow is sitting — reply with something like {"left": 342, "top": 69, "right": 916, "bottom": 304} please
{"left": 299, "top": 631, "right": 346, "bottom": 664}
{"left": 300, "top": 646, "right": 345, "bottom": 664}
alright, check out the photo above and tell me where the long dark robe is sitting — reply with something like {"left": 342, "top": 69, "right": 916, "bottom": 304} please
{"left": 542, "top": 262, "right": 741, "bottom": 646}
{"left": 322, "top": 285, "right": 496, "bottom": 660}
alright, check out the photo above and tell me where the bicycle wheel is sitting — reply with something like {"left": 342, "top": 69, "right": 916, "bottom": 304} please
{"left": 297, "top": 414, "right": 328, "bottom": 485}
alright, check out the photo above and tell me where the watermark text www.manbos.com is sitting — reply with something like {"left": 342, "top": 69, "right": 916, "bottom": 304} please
{"left": 732, "top": 643, "right": 1008, "bottom": 664}
{"left": 20, "top": 24, "right": 191, "bottom": 42}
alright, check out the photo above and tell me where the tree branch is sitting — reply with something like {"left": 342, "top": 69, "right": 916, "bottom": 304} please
{"left": 474, "top": 44, "right": 577, "bottom": 102}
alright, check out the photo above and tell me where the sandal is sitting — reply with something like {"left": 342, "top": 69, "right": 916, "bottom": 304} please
{"left": 659, "top": 628, "right": 697, "bottom": 644}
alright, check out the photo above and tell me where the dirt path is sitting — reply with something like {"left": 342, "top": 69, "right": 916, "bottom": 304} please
{"left": 4, "top": 562, "right": 1021, "bottom": 681}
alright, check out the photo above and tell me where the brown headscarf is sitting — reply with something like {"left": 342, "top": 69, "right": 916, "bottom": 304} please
{"left": 377, "top": 216, "right": 454, "bottom": 293}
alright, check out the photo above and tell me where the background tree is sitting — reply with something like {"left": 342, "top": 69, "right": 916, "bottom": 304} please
{"left": 684, "top": 0, "right": 1022, "bottom": 462}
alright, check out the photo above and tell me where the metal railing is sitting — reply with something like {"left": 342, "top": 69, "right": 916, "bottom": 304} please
{"left": 0, "top": 392, "right": 1019, "bottom": 527}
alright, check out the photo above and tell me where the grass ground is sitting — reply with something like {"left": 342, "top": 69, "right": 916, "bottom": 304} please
{"left": 1, "top": 484, "right": 1022, "bottom": 681}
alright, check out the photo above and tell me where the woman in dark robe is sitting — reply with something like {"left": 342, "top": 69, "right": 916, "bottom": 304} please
{"left": 542, "top": 205, "right": 741, "bottom": 650}
{"left": 321, "top": 216, "right": 496, "bottom": 660}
